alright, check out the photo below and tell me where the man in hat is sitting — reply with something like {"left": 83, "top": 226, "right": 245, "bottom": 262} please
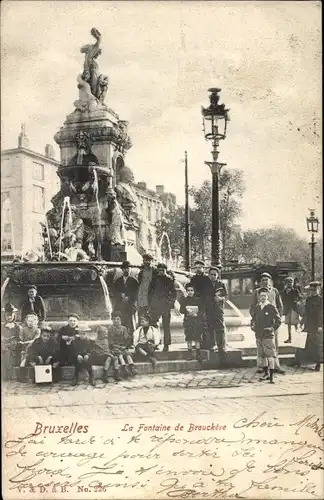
{"left": 21, "top": 285, "right": 46, "bottom": 323}
{"left": 189, "top": 260, "right": 215, "bottom": 349}
{"left": 250, "top": 273, "right": 284, "bottom": 374}
{"left": 2, "top": 303, "right": 22, "bottom": 381}
{"left": 113, "top": 261, "right": 139, "bottom": 335}
{"left": 293, "top": 281, "right": 323, "bottom": 371}
{"left": 281, "top": 276, "right": 302, "bottom": 343}
{"left": 73, "top": 324, "right": 96, "bottom": 386}
{"left": 149, "top": 263, "right": 177, "bottom": 351}
{"left": 137, "top": 253, "right": 156, "bottom": 317}
{"left": 204, "top": 267, "right": 228, "bottom": 359}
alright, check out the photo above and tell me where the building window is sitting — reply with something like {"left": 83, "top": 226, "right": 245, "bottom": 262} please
{"left": 1, "top": 191, "right": 10, "bottom": 206}
{"left": 242, "top": 277, "right": 253, "bottom": 295}
{"left": 33, "top": 161, "right": 44, "bottom": 181}
{"left": 156, "top": 208, "right": 160, "bottom": 221}
{"left": 1, "top": 158, "right": 10, "bottom": 177}
{"left": 1, "top": 238, "right": 12, "bottom": 252}
{"left": 4, "top": 223, "right": 11, "bottom": 233}
{"left": 230, "top": 278, "right": 241, "bottom": 296}
{"left": 33, "top": 185, "right": 45, "bottom": 212}
{"left": 147, "top": 206, "right": 152, "bottom": 221}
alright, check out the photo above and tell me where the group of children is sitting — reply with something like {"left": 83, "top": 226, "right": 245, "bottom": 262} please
{"left": 2, "top": 302, "right": 162, "bottom": 385}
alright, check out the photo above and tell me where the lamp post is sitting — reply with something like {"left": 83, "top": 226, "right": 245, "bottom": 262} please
{"left": 184, "top": 151, "right": 191, "bottom": 271}
{"left": 201, "top": 88, "right": 229, "bottom": 267}
{"left": 306, "top": 209, "right": 319, "bottom": 281}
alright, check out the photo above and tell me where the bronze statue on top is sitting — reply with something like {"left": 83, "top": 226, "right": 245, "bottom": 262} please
{"left": 73, "top": 28, "right": 109, "bottom": 112}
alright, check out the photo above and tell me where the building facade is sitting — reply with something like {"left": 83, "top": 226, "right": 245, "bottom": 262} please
{"left": 1, "top": 125, "right": 60, "bottom": 257}
{"left": 134, "top": 182, "right": 176, "bottom": 258}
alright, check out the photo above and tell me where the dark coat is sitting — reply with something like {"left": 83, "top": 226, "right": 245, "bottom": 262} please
{"left": 29, "top": 337, "right": 59, "bottom": 359}
{"left": 251, "top": 303, "right": 282, "bottom": 339}
{"left": 189, "top": 274, "right": 214, "bottom": 300}
{"left": 150, "top": 274, "right": 177, "bottom": 309}
{"left": 303, "top": 295, "right": 323, "bottom": 333}
{"left": 205, "top": 279, "right": 228, "bottom": 318}
{"left": 281, "top": 287, "right": 301, "bottom": 315}
{"left": 21, "top": 296, "right": 46, "bottom": 322}
{"left": 113, "top": 276, "right": 139, "bottom": 308}
{"left": 74, "top": 337, "right": 95, "bottom": 356}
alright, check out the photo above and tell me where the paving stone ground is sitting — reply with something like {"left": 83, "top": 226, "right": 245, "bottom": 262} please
{"left": 3, "top": 366, "right": 323, "bottom": 422}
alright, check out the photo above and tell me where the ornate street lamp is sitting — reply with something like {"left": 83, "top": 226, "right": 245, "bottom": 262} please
{"left": 306, "top": 209, "right": 319, "bottom": 280}
{"left": 201, "top": 88, "right": 230, "bottom": 267}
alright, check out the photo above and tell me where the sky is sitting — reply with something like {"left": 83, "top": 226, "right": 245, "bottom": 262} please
{"left": 1, "top": 0, "right": 322, "bottom": 238}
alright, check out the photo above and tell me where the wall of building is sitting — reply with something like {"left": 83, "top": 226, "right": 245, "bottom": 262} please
{"left": 1, "top": 147, "right": 60, "bottom": 256}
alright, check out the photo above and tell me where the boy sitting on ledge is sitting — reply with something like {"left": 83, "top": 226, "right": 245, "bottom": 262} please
{"left": 25, "top": 326, "right": 60, "bottom": 382}
{"left": 133, "top": 315, "right": 160, "bottom": 367}
{"left": 108, "top": 312, "right": 138, "bottom": 379}
{"left": 72, "top": 324, "right": 96, "bottom": 387}
{"left": 93, "top": 325, "right": 122, "bottom": 383}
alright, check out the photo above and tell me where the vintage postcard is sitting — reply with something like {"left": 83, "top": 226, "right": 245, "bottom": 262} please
{"left": 1, "top": 1, "right": 322, "bottom": 499}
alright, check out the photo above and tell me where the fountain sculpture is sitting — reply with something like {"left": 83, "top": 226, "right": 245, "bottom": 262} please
{"left": 1, "top": 29, "right": 191, "bottom": 323}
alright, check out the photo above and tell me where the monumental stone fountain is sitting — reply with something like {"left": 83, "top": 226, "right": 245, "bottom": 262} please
{"left": 1, "top": 28, "right": 191, "bottom": 324}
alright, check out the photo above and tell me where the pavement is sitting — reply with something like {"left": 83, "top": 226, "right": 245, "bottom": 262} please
{"left": 3, "top": 365, "right": 322, "bottom": 421}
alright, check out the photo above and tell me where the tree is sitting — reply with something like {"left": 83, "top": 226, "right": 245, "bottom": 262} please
{"left": 239, "top": 226, "right": 323, "bottom": 282}
{"left": 155, "top": 205, "right": 185, "bottom": 260}
{"left": 189, "top": 169, "right": 245, "bottom": 262}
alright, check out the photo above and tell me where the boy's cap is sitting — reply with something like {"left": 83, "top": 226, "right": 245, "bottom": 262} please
{"left": 258, "top": 287, "right": 269, "bottom": 293}
{"left": 112, "top": 310, "right": 122, "bottom": 318}
{"left": 309, "top": 281, "right": 321, "bottom": 287}
{"left": 68, "top": 313, "right": 80, "bottom": 320}
{"left": 157, "top": 263, "right": 167, "bottom": 270}
{"left": 41, "top": 325, "right": 52, "bottom": 332}
{"left": 3, "top": 303, "right": 18, "bottom": 313}
{"left": 28, "top": 285, "right": 37, "bottom": 291}
{"left": 77, "top": 324, "right": 91, "bottom": 332}
{"left": 261, "top": 272, "right": 272, "bottom": 279}
{"left": 194, "top": 260, "right": 204, "bottom": 266}
{"left": 121, "top": 260, "right": 131, "bottom": 269}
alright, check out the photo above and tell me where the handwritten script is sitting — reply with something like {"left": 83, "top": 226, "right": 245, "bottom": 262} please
{"left": 3, "top": 411, "right": 323, "bottom": 499}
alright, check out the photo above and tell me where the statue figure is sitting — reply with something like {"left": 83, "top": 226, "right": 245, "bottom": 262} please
{"left": 116, "top": 120, "right": 132, "bottom": 154}
{"left": 69, "top": 165, "right": 97, "bottom": 204}
{"left": 81, "top": 28, "right": 102, "bottom": 97}
{"left": 75, "top": 130, "right": 92, "bottom": 164}
{"left": 74, "top": 74, "right": 98, "bottom": 113}
{"left": 96, "top": 74, "right": 109, "bottom": 105}
{"left": 105, "top": 189, "right": 126, "bottom": 246}
{"left": 115, "top": 166, "right": 138, "bottom": 222}
{"left": 62, "top": 205, "right": 85, "bottom": 249}
{"left": 65, "top": 241, "right": 90, "bottom": 262}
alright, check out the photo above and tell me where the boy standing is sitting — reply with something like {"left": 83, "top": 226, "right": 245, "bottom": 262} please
{"left": 180, "top": 284, "right": 204, "bottom": 361}
{"left": 108, "top": 312, "right": 138, "bottom": 378}
{"left": 93, "top": 325, "right": 122, "bottom": 382}
{"left": 251, "top": 288, "right": 282, "bottom": 384}
{"left": 133, "top": 315, "right": 160, "bottom": 367}
{"left": 2, "top": 303, "right": 22, "bottom": 381}
{"left": 250, "top": 272, "right": 284, "bottom": 374}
